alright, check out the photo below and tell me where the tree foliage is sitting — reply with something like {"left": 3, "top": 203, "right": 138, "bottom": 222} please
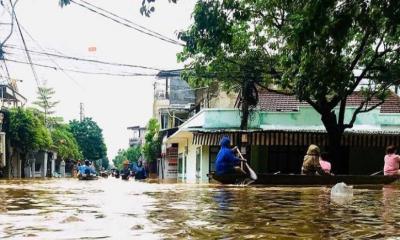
{"left": 32, "top": 86, "right": 60, "bottom": 127}
{"left": 142, "top": 118, "right": 161, "bottom": 163}
{"left": 51, "top": 124, "right": 82, "bottom": 160}
{"left": 112, "top": 146, "right": 142, "bottom": 169}
{"left": 179, "top": 0, "right": 400, "bottom": 166}
{"left": 69, "top": 117, "right": 107, "bottom": 161}
{"left": 4, "top": 107, "right": 52, "bottom": 153}
{"left": 59, "top": 0, "right": 70, "bottom": 7}
{"left": 140, "top": 0, "right": 177, "bottom": 17}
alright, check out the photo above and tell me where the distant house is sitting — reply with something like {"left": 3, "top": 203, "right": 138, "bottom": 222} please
{"left": 166, "top": 90, "right": 400, "bottom": 182}
{"left": 153, "top": 70, "right": 195, "bottom": 179}
{"left": 0, "top": 84, "right": 26, "bottom": 108}
{"left": 0, "top": 84, "right": 27, "bottom": 178}
{"left": 127, "top": 126, "right": 146, "bottom": 147}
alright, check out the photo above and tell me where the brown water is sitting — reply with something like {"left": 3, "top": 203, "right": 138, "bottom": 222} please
{"left": 0, "top": 178, "right": 400, "bottom": 239}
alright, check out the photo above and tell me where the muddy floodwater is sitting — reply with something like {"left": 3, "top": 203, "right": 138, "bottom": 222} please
{"left": 0, "top": 179, "right": 400, "bottom": 239}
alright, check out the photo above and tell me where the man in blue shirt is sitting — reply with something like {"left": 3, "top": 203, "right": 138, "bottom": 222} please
{"left": 78, "top": 160, "right": 96, "bottom": 176}
{"left": 215, "top": 136, "right": 246, "bottom": 176}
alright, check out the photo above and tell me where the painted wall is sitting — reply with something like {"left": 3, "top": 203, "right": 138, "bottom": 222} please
{"left": 186, "top": 141, "right": 198, "bottom": 183}
{"left": 196, "top": 107, "right": 400, "bottom": 130}
{"left": 201, "top": 146, "right": 210, "bottom": 182}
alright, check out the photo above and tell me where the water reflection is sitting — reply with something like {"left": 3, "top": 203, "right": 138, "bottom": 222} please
{"left": 0, "top": 179, "right": 400, "bottom": 239}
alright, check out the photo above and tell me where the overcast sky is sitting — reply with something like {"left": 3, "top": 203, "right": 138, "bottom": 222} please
{"left": 1, "top": 0, "right": 196, "bottom": 159}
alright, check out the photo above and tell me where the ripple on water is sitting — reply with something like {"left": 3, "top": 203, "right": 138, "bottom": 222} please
{"left": 1, "top": 179, "right": 400, "bottom": 239}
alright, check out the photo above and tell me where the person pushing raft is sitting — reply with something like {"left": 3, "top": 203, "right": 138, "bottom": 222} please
{"left": 215, "top": 136, "right": 246, "bottom": 176}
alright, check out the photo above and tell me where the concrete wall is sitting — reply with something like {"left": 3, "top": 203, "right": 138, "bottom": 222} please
{"left": 209, "top": 91, "right": 237, "bottom": 109}
{"left": 186, "top": 140, "right": 198, "bottom": 183}
{"left": 201, "top": 146, "right": 210, "bottom": 182}
{"left": 195, "top": 107, "right": 400, "bottom": 130}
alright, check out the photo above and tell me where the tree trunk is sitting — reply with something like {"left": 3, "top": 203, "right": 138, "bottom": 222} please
{"left": 240, "top": 100, "right": 249, "bottom": 130}
{"left": 321, "top": 111, "right": 347, "bottom": 174}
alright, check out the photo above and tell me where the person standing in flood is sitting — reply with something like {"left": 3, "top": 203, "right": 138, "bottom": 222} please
{"left": 121, "top": 160, "right": 131, "bottom": 180}
{"left": 134, "top": 160, "right": 147, "bottom": 180}
{"left": 384, "top": 145, "right": 400, "bottom": 176}
{"left": 301, "top": 145, "right": 330, "bottom": 175}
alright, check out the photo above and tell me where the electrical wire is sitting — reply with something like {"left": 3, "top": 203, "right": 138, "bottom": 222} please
{"left": 4, "top": 45, "right": 163, "bottom": 71}
{"left": 17, "top": 24, "right": 85, "bottom": 90}
{"left": 4, "top": 58, "right": 158, "bottom": 77}
{"left": 70, "top": 0, "right": 184, "bottom": 46}
{"left": 78, "top": 0, "right": 184, "bottom": 46}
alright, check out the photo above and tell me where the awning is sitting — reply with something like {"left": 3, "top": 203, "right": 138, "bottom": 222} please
{"left": 192, "top": 130, "right": 400, "bottom": 147}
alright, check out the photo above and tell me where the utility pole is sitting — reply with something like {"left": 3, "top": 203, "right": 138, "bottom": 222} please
{"left": 80, "top": 102, "right": 85, "bottom": 122}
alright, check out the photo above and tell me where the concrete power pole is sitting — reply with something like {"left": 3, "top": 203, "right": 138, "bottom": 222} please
{"left": 80, "top": 102, "right": 85, "bottom": 122}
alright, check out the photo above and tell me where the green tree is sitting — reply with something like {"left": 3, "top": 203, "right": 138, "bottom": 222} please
{"left": 4, "top": 107, "right": 52, "bottom": 154}
{"left": 126, "top": 146, "right": 142, "bottom": 163}
{"left": 112, "top": 149, "right": 126, "bottom": 169}
{"left": 32, "top": 86, "right": 60, "bottom": 127}
{"left": 142, "top": 118, "right": 161, "bottom": 164}
{"left": 51, "top": 124, "right": 82, "bottom": 161}
{"left": 69, "top": 117, "right": 107, "bottom": 161}
{"left": 101, "top": 157, "right": 110, "bottom": 170}
{"left": 179, "top": 0, "right": 400, "bottom": 170}
{"left": 112, "top": 146, "right": 142, "bottom": 169}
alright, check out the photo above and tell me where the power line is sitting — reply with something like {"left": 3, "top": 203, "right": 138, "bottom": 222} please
{"left": 4, "top": 58, "right": 158, "bottom": 77}
{"left": 70, "top": 0, "right": 184, "bottom": 46}
{"left": 4, "top": 45, "right": 163, "bottom": 71}
{"left": 17, "top": 24, "right": 85, "bottom": 90}
{"left": 12, "top": 2, "right": 41, "bottom": 88}
{"left": 78, "top": 0, "right": 184, "bottom": 46}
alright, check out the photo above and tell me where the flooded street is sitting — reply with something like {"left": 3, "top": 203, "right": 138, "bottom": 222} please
{"left": 1, "top": 179, "right": 400, "bottom": 239}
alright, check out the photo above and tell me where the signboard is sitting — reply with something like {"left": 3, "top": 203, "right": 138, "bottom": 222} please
{"left": 164, "top": 147, "right": 178, "bottom": 179}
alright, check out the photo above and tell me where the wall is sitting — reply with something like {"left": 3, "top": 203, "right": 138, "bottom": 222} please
{"left": 209, "top": 91, "right": 237, "bottom": 109}
{"left": 349, "top": 147, "right": 385, "bottom": 175}
{"left": 197, "top": 107, "right": 400, "bottom": 130}
{"left": 185, "top": 138, "right": 198, "bottom": 183}
{"left": 201, "top": 146, "right": 210, "bottom": 182}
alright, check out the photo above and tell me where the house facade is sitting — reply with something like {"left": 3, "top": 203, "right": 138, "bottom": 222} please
{"left": 128, "top": 126, "right": 146, "bottom": 147}
{"left": 153, "top": 70, "right": 195, "bottom": 179}
{"left": 166, "top": 90, "right": 400, "bottom": 182}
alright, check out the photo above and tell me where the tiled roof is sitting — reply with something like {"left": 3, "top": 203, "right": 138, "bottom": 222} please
{"left": 258, "top": 90, "right": 400, "bottom": 113}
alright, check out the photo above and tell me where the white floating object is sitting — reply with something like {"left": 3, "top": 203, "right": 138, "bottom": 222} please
{"left": 331, "top": 182, "right": 353, "bottom": 204}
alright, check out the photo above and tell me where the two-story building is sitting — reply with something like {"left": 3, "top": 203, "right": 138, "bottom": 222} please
{"left": 0, "top": 83, "right": 27, "bottom": 178}
{"left": 127, "top": 125, "right": 146, "bottom": 147}
{"left": 153, "top": 70, "right": 196, "bottom": 179}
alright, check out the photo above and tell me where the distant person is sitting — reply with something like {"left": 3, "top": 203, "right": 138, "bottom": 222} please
{"left": 79, "top": 160, "right": 96, "bottom": 176}
{"left": 121, "top": 160, "right": 131, "bottom": 180}
{"left": 384, "top": 145, "right": 400, "bottom": 176}
{"left": 319, "top": 152, "right": 332, "bottom": 174}
{"left": 75, "top": 161, "right": 82, "bottom": 177}
{"left": 215, "top": 136, "right": 245, "bottom": 176}
{"left": 301, "top": 145, "right": 330, "bottom": 175}
{"left": 134, "top": 160, "right": 147, "bottom": 180}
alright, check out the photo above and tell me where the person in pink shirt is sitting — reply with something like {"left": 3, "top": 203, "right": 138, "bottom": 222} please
{"left": 384, "top": 145, "right": 400, "bottom": 176}
{"left": 319, "top": 152, "right": 331, "bottom": 174}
